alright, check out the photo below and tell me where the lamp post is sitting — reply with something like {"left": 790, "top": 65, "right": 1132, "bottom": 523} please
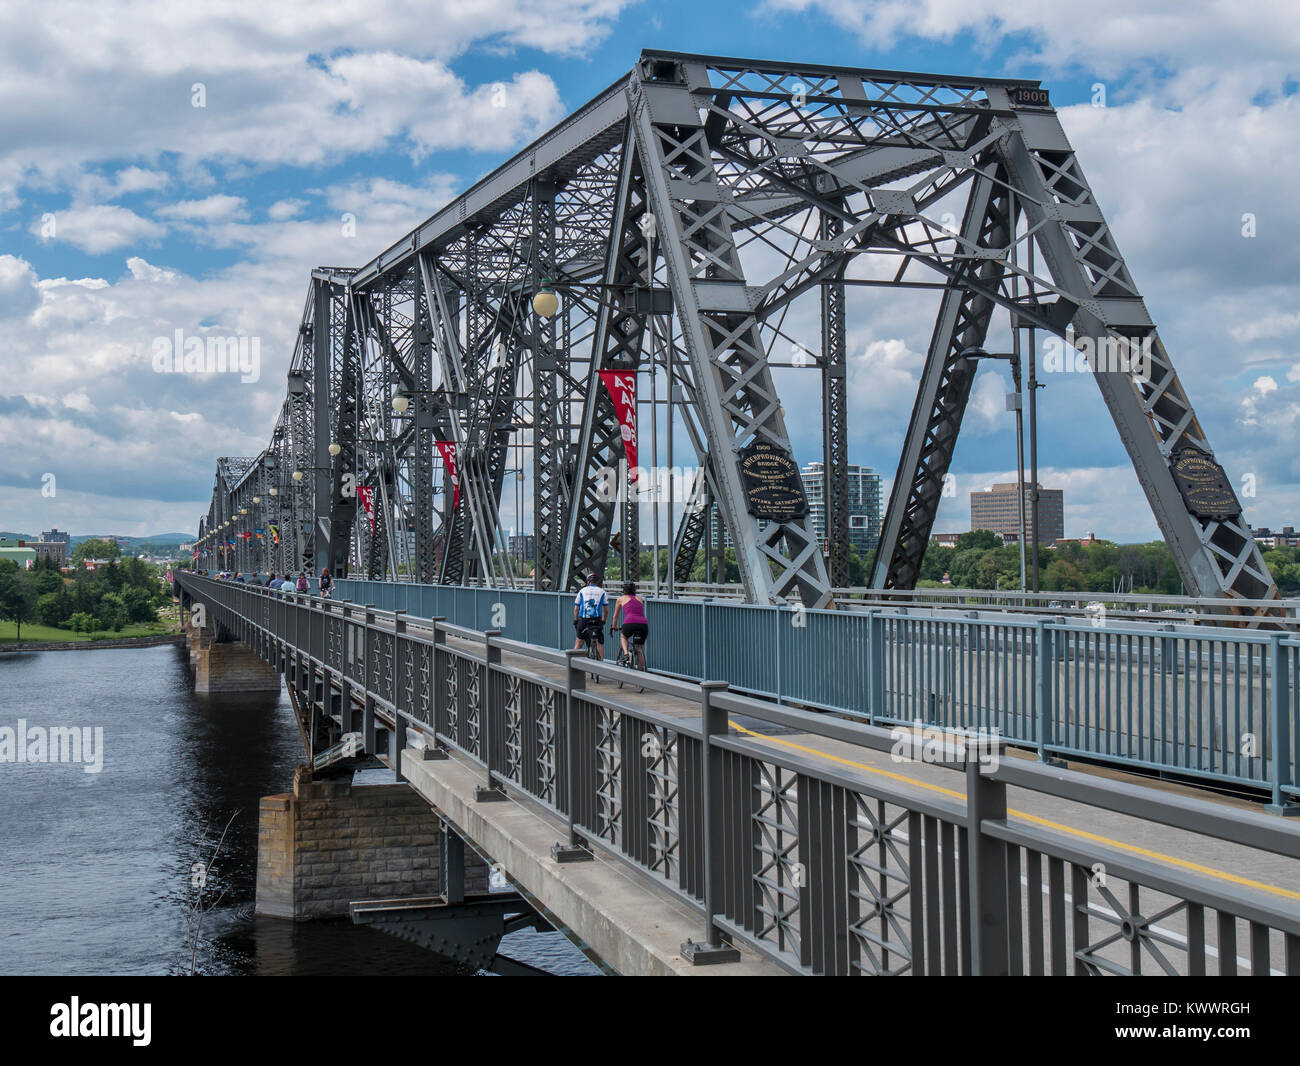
{"left": 959, "top": 347, "right": 1034, "bottom": 592}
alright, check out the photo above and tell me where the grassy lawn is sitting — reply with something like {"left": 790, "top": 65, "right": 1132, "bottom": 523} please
{"left": 0, "top": 617, "right": 179, "bottom": 644}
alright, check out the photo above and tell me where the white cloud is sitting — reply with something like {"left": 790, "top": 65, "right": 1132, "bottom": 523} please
{"left": 0, "top": 2, "right": 627, "bottom": 206}
{"left": 157, "top": 195, "right": 246, "bottom": 222}
{"left": 0, "top": 254, "right": 40, "bottom": 318}
{"left": 847, "top": 338, "right": 924, "bottom": 424}
{"left": 0, "top": 173, "right": 471, "bottom": 535}
{"left": 1230, "top": 312, "right": 1300, "bottom": 344}
{"left": 761, "top": 1, "right": 1300, "bottom": 82}
{"left": 125, "top": 257, "right": 180, "bottom": 284}
{"left": 266, "top": 198, "right": 307, "bottom": 221}
{"left": 33, "top": 203, "right": 166, "bottom": 253}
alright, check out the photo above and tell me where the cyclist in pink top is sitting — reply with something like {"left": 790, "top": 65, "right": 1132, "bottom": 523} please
{"left": 611, "top": 582, "right": 649, "bottom": 670}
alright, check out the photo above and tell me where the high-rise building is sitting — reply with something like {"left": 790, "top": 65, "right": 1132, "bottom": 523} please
{"left": 800, "top": 461, "right": 883, "bottom": 558}
{"left": 508, "top": 534, "right": 536, "bottom": 566}
{"left": 41, "top": 528, "right": 71, "bottom": 545}
{"left": 970, "top": 482, "right": 1064, "bottom": 544}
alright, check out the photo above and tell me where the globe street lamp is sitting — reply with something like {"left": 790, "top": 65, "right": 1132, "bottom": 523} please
{"left": 532, "top": 279, "right": 559, "bottom": 318}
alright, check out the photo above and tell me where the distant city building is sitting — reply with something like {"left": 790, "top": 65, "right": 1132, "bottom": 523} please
{"left": 1252, "top": 526, "right": 1298, "bottom": 548}
{"left": 31, "top": 540, "right": 67, "bottom": 565}
{"left": 970, "top": 482, "right": 1064, "bottom": 545}
{"left": 508, "top": 534, "right": 536, "bottom": 566}
{"left": 1052, "top": 532, "right": 1100, "bottom": 549}
{"left": 0, "top": 536, "right": 65, "bottom": 566}
{"left": 41, "top": 528, "right": 70, "bottom": 545}
{"left": 800, "top": 461, "right": 883, "bottom": 557}
{"left": 930, "top": 530, "right": 1035, "bottom": 549}
{"left": 0, "top": 544, "right": 37, "bottom": 569}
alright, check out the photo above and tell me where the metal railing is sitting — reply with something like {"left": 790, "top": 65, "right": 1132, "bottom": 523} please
{"left": 345, "top": 573, "right": 1300, "bottom": 625}
{"left": 322, "top": 577, "right": 1300, "bottom": 804}
{"left": 178, "top": 572, "right": 1300, "bottom": 975}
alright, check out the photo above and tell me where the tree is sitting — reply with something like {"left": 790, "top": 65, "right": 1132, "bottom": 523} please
{"left": 847, "top": 548, "right": 868, "bottom": 586}
{"left": 72, "top": 538, "right": 121, "bottom": 566}
{"left": 98, "top": 592, "right": 128, "bottom": 632}
{"left": 122, "top": 585, "right": 155, "bottom": 623}
{"left": 956, "top": 530, "right": 1002, "bottom": 551}
{"left": 0, "top": 570, "right": 38, "bottom": 642}
{"left": 68, "top": 612, "right": 96, "bottom": 636}
{"left": 32, "top": 567, "right": 62, "bottom": 595}
{"left": 36, "top": 592, "right": 63, "bottom": 627}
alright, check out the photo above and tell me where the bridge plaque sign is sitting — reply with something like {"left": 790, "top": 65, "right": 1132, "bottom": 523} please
{"left": 1169, "top": 448, "right": 1241, "bottom": 520}
{"left": 737, "top": 440, "right": 808, "bottom": 520}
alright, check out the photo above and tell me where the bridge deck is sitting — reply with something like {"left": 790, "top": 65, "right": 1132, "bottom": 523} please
{"left": 414, "top": 627, "right": 1300, "bottom": 973}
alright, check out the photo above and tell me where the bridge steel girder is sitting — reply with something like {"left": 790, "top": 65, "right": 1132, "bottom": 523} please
{"left": 530, "top": 183, "right": 565, "bottom": 590}
{"left": 872, "top": 167, "right": 1011, "bottom": 591}
{"left": 189, "top": 50, "right": 1276, "bottom": 613}
{"left": 985, "top": 90, "right": 1274, "bottom": 604}
{"left": 560, "top": 129, "right": 649, "bottom": 591}
{"left": 820, "top": 210, "right": 851, "bottom": 590}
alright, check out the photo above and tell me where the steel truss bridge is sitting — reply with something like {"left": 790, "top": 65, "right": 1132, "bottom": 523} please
{"left": 192, "top": 50, "right": 1279, "bottom": 615}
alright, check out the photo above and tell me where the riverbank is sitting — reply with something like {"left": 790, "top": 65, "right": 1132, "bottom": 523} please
{"left": 0, "top": 633, "right": 184, "bottom": 653}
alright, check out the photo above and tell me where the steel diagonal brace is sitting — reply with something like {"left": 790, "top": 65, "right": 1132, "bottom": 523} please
{"left": 630, "top": 72, "right": 831, "bottom": 607}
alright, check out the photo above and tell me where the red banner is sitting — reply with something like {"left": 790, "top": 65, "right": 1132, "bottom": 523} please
{"left": 435, "top": 440, "right": 460, "bottom": 510}
{"left": 598, "top": 370, "right": 638, "bottom": 482}
{"left": 356, "top": 484, "right": 375, "bottom": 531}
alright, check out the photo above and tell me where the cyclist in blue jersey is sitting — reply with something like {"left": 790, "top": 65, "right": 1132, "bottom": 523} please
{"left": 572, "top": 571, "right": 609, "bottom": 659}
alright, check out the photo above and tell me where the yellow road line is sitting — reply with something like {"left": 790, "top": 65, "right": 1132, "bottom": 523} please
{"left": 728, "top": 721, "right": 1300, "bottom": 904}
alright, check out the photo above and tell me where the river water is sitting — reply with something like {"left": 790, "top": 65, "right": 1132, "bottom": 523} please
{"left": 0, "top": 643, "right": 598, "bottom": 975}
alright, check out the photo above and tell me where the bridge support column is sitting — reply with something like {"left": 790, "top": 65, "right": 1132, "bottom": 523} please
{"left": 255, "top": 765, "right": 489, "bottom": 920}
{"left": 193, "top": 636, "right": 282, "bottom": 695}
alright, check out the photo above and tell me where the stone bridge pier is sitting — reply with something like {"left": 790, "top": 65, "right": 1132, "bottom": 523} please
{"left": 179, "top": 587, "right": 281, "bottom": 695}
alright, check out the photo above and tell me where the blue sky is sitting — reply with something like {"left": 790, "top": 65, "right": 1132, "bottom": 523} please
{"left": 2, "top": 0, "right": 1298, "bottom": 544}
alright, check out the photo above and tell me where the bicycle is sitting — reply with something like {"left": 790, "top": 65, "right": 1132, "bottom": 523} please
{"left": 579, "top": 620, "right": 603, "bottom": 682}
{"left": 613, "top": 626, "right": 647, "bottom": 692}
